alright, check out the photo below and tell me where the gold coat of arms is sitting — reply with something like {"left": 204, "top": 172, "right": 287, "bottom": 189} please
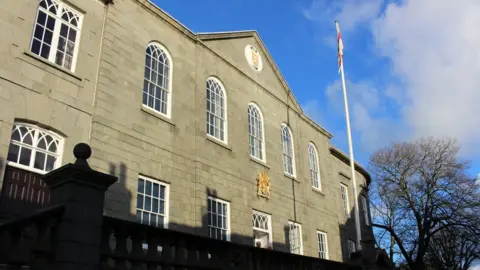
{"left": 256, "top": 171, "right": 270, "bottom": 199}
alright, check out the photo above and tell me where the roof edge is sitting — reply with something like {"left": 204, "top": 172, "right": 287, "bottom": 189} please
{"left": 329, "top": 146, "right": 371, "bottom": 185}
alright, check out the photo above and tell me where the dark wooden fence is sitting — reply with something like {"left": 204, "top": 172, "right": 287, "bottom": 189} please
{"left": 0, "top": 143, "right": 387, "bottom": 270}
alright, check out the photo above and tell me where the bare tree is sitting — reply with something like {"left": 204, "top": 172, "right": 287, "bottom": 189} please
{"left": 369, "top": 137, "right": 480, "bottom": 270}
{"left": 425, "top": 225, "right": 479, "bottom": 270}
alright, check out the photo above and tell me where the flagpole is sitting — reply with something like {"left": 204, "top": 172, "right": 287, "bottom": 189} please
{"left": 336, "top": 21, "right": 362, "bottom": 251}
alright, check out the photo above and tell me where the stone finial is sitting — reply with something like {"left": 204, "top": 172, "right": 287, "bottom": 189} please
{"left": 73, "top": 143, "right": 92, "bottom": 168}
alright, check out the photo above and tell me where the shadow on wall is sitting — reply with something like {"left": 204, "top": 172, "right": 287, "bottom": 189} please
{"left": 106, "top": 162, "right": 133, "bottom": 221}
{"left": 108, "top": 177, "right": 293, "bottom": 255}
{"left": 339, "top": 196, "right": 376, "bottom": 262}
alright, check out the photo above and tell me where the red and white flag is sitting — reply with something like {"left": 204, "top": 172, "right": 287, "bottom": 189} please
{"left": 336, "top": 20, "right": 344, "bottom": 73}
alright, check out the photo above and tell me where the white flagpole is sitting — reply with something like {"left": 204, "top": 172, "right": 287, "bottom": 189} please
{"left": 336, "top": 21, "right": 363, "bottom": 251}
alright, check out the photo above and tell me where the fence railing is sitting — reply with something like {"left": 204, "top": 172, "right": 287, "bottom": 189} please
{"left": 0, "top": 143, "right": 389, "bottom": 270}
{"left": 101, "top": 216, "right": 362, "bottom": 270}
{"left": 0, "top": 205, "right": 64, "bottom": 267}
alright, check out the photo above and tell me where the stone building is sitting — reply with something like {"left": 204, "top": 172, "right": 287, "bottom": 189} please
{"left": 0, "top": 0, "right": 374, "bottom": 263}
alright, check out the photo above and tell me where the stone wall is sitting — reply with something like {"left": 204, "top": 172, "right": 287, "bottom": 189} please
{"left": 0, "top": 0, "right": 107, "bottom": 186}
{"left": 0, "top": 0, "right": 374, "bottom": 263}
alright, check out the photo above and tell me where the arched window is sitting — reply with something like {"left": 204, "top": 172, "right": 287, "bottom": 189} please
{"left": 248, "top": 103, "right": 265, "bottom": 161}
{"left": 308, "top": 143, "right": 321, "bottom": 190}
{"left": 206, "top": 77, "right": 227, "bottom": 142}
{"left": 143, "top": 43, "right": 172, "bottom": 117}
{"left": 6, "top": 123, "right": 63, "bottom": 173}
{"left": 281, "top": 124, "right": 295, "bottom": 176}
{"left": 30, "top": 0, "right": 83, "bottom": 71}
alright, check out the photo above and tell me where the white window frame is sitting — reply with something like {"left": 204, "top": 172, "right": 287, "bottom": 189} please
{"left": 308, "top": 142, "right": 321, "bottom": 190}
{"left": 206, "top": 77, "right": 228, "bottom": 143}
{"left": 317, "top": 231, "right": 329, "bottom": 259}
{"left": 281, "top": 123, "right": 296, "bottom": 177}
{"left": 248, "top": 103, "right": 266, "bottom": 162}
{"left": 6, "top": 122, "right": 64, "bottom": 175}
{"left": 288, "top": 221, "right": 303, "bottom": 255}
{"left": 136, "top": 175, "right": 169, "bottom": 228}
{"left": 30, "top": 0, "right": 83, "bottom": 72}
{"left": 361, "top": 195, "right": 370, "bottom": 226}
{"left": 208, "top": 196, "right": 230, "bottom": 241}
{"left": 142, "top": 42, "right": 173, "bottom": 118}
{"left": 347, "top": 239, "right": 356, "bottom": 256}
{"left": 252, "top": 210, "right": 273, "bottom": 249}
{"left": 341, "top": 184, "right": 350, "bottom": 218}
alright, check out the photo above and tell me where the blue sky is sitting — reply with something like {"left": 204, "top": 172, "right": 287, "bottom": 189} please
{"left": 154, "top": 0, "right": 480, "bottom": 178}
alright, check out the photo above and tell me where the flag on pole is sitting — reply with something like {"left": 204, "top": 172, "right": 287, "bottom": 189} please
{"left": 335, "top": 20, "right": 344, "bottom": 73}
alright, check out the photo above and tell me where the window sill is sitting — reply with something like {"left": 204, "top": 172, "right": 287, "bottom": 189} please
{"left": 6, "top": 161, "right": 48, "bottom": 175}
{"left": 23, "top": 50, "right": 83, "bottom": 82}
{"left": 141, "top": 105, "right": 175, "bottom": 126}
{"left": 284, "top": 173, "right": 299, "bottom": 182}
{"left": 250, "top": 157, "right": 269, "bottom": 169}
{"left": 312, "top": 187, "right": 325, "bottom": 196}
{"left": 206, "top": 135, "right": 231, "bottom": 151}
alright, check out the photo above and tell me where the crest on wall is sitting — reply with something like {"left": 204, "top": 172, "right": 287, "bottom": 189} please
{"left": 256, "top": 171, "right": 270, "bottom": 199}
{"left": 245, "top": 45, "right": 263, "bottom": 72}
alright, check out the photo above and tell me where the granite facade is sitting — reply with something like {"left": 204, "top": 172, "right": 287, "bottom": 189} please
{"left": 0, "top": 0, "right": 374, "bottom": 262}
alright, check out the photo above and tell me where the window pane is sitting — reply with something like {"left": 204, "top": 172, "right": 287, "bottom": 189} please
{"left": 20, "top": 127, "right": 33, "bottom": 145}
{"left": 152, "top": 198, "right": 159, "bottom": 213}
{"left": 138, "top": 179, "right": 144, "bottom": 193}
{"left": 136, "top": 210, "right": 141, "bottom": 222}
{"left": 136, "top": 194, "right": 144, "bottom": 209}
{"left": 68, "top": 29, "right": 76, "bottom": 42}
{"left": 45, "top": 155, "right": 57, "bottom": 172}
{"left": 58, "top": 36, "right": 66, "bottom": 52}
{"left": 34, "top": 26, "right": 44, "bottom": 40}
{"left": 37, "top": 11, "right": 47, "bottom": 25}
{"left": 7, "top": 143, "right": 20, "bottom": 163}
{"left": 46, "top": 16, "right": 55, "bottom": 31}
{"left": 64, "top": 55, "right": 72, "bottom": 70}
{"left": 159, "top": 200, "right": 164, "bottom": 214}
{"left": 34, "top": 152, "right": 46, "bottom": 170}
{"left": 19, "top": 147, "right": 32, "bottom": 166}
{"left": 41, "top": 44, "right": 50, "bottom": 59}
{"left": 55, "top": 51, "right": 64, "bottom": 66}
{"left": 153, "top": 183, "right": 159, "bottom": 198}
{"left": 160, "top": 186, "right": 165, "bottom": 199}
{"left": 145, "top": 196, "right": 151, "bottom": 211}
{"left": 60, "top": 24, "right": 68, "bottom": 38}
{"left": 66, "top": 42, "right": 75, "bottom": 56}
{"left": 44, "top": 30, "right": 53, "bottom": 45}
{"left": 142, "top": 212, "right": 149, "bottom": 225}
{"left": 157, "top": 215, "right": 164, "bottom": 227}
{"left": 150, "top": 213, "right": 156, "bottom": 226}
{"left": 145, "top": 181, "right": 152, "bottom": 195}
{"left": 31, "top": 40, "right": 41, "bottom": 56}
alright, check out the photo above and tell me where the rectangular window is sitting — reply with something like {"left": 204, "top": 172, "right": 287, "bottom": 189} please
{"left": 208, "top": 197, "right": 230, "bottom": 241}
{"left": 252, "top": 211, "right": 272, "bottom": 249}
{"left": 31, "top": 0, "right": 83, "bottom": 72}
{"left": 361, "top": 195, "right": 370, "bottom": 225}
{"left": 347, "top": 240, "right": 356, "bottom": 256}
{"left": 317, "top": 231, "right": 329, "bottom": 259}
{"left": 136, "top": 176, "right": 168, "bottom": 228}
{"left": 288, "top": 221, "right": 303, "bottom": 255}
{"left": 341, "top": 184, "right": 350, "bottom": 218}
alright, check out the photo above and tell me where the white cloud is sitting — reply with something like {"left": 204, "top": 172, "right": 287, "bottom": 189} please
{"left": 302, "top": 0, "right": 383, "bottom": 47}
{"left": 372, "top": 0, "right": 480, "bottom": 157}
{"left": 304, "top": 0, "right": 480, "bottom": 158}
{"left": 470, "top": 265, "right": 480, "bottom": 270}
{"left": 303, "top": 0, "right": 382, "bottom": 33}
{"left": 324, "top": 78, "right": 406, "bottom": 152}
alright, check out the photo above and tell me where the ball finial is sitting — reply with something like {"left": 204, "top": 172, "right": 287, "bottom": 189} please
{"left": 73, "top": 143, "right": 91, "bottom": 161}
